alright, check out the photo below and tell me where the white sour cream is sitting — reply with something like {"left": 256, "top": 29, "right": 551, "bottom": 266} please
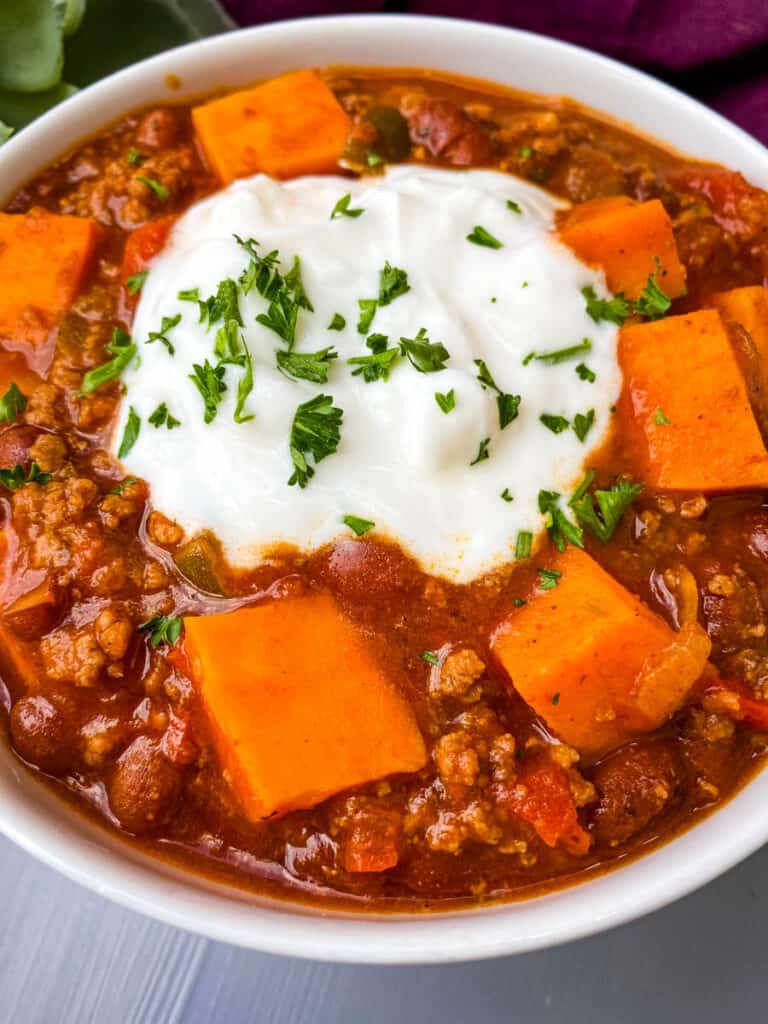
{"left": 115, "top": 167, "right": 621, "bottom": 582}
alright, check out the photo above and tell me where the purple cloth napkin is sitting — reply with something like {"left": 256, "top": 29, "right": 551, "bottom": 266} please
{"left": 223, "top": 0, "right": 768, "bottom": 145}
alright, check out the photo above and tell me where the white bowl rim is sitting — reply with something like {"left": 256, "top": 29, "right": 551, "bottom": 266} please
{"left": 1, "top": 13, "right": 768, "bottom": 965}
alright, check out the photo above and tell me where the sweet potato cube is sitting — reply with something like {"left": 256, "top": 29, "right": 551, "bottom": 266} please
{"left": 711, "top": 285, "right": 768, "bottom": 359}
{"left": 618, "top": 309, "right": 768, "bottom": 490}
{"left": 183, "top": 593, "right": 427, "bottom": 820}
{"left": 559, "top": 197, "right": 686, "bottom": 299}
{"left": 192, "top": 69, "right": 351, "bottom": 184}
{"left": 0, "top": 209, "right": 99, "bottom": 346}
{"left": 492, "top": 548, "right": 700, "bottom": 757}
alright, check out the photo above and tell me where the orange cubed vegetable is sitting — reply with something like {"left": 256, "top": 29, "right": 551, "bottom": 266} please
{"left": 192, "top": 69, "right": 352, "bottom": 184}
{"left": 183, "top": 593, "right": 427, "bottom": 820}
{"left": 711, "top": 285, "right": 768, "bottom": 357}
{"left": 492, "top": 548, "right": 705, "bottom": 757}
{"left": 497, "top": 752, "right": 590, "bottom": 855}
{"left": 0, "top": 209, "right": 99, "bottom": 346}
{"left": 559, "top": 197, "right": 686, "bottom": 299}
{"left": 618, "top": 309, "right": 768, "bottom": 490}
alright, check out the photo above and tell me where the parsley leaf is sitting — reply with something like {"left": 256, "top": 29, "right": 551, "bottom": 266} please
{"left": 515, "top": 531, "right": 533, "bottom": 560}
{"left": 654, "top": 406, "right": 671, "bottom": 426}
{"left": 288, "top": 394, "right": 343, "bottom": 488}
{"left": 569, "top": 475, "right": 642, "bottom": 543}
{"left": 573, "top": 408, "right": 595, "bottom": 442}
{"left": 540, "top": 413, "right": 570, "bottom": 434}
{"left": 277, "top": 346, "right": 338, "bottom": 384}
{"left": 533, "top": 338, "right": 592, "bottom": 365}
{"left": 0, "top": 462, "right": 51, "bottom": 491}
{"left": 79, "top": 328, "right": 137, "bottom": 395}
{"left": 256, "top": 290, "right": 300, "bottom": 349}
{"left": 576, "top": 362, "right": 596, "bottom": 383}
{"left": 434, "top": 389, "right": 456, "bottom": 414}
{"left": 109, "top": 476, "right": 137, "bottom": 496}
{"left": 127, "top": 147, "right": 144, "bottom": 166}
{"left": 500, "top": 487, "right": 514, "bottom": 502}
{"left": 118, "top": 406, "right": 141, "bottom": 458}
{"left": 506, "top": 199, "right": 522, "bottom": 214}
{"left": 467, "top": 225, "right": 503, "bottom": 249}
{"left": 378, "top": 262, "right": 410, "bottom": 306}
{"left": 214, "top": 319, "right": 245, "bottom": 365}
{"left": 635, "top": 265, "right": 672, "bottom": 320}
{"left": 189, "top": 360, "right": 227, "bottom": 424}
{"left": 138, "top": 615, "right": 183, "bottom": 648}
{"left": 470, "top": 437, "right": 491, "bottom": 465}
{"left": 357, "top": 298, "right": 378, "bottom": 335}
{"left": 421, "top": 651, "right": 440, "bottom": 666}
{"left": 234, "top": 239, "right": 311, "bottom": 350}
{"left": 331, "top": 193, "right": 364, "bottom": 219}
{"left": 284, "top": 256, "right": 314, "bottom": 312}
{"left": 0, "top": 381, "right": 27, "bottom": 423}
{"left": 399, "top": 328, "right": 450, "bottom": 374}
{"left": 348, "top": 346, "right": 400, "bottom": 382}
{"left": 136, "top": 175, "right": 169, "bottom": 201}
{"left": 474, "top": 356, "right": 521, "bottom": 428}
{"left": 126, "top": 270, "right": 149, "bottom": 295}
{"left": 537, "top": 568, "right": 561, "bottom": 590}
{"left": 148, "top": 402, "right": 181, "bottom": 429}
{"left": 146, "top": 313, "right": 180, "bottom": 355}
{"left": 582, "top": 285, "right": 631, "bottom": 326}
{"left": 538, "top": 489, "right": 584, "bottom": 552}
{"left": 328, "top": 313, "right": 346, "bottom": 331}
{"left": 234, "top": 345, "right": 255, "bottom": 424}
{"left": 342, "top": 514, "right": 375, "bottom": 536}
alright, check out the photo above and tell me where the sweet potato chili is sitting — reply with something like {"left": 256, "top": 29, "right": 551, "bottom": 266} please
{"left": 2, "top": 67, "right": 768, "bottom": 910}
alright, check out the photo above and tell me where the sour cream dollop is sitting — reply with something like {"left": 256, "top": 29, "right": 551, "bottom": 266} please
{"left": 115, "top": 167, "right": 621, "bottom": 582}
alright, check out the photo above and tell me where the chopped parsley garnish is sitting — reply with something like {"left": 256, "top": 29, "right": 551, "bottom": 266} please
{"left": 288, "top": 393, "right": 343, "bottom": 488}
{"left": 569, "top": 474, "right": 642, "bottom": 543}
{"left": 342, "top": 514, "right": 375, "bottom": 536}
{"left": 136, "top": 175, "right": 169, "bottom": 201}
{"left": 467, "top": 225, "right": 503, "bottom": 249}
{"left": 0, "top": 462, "right": 51, "bottom": 491}
{"left": 513, "top": 598, "right": 526, "bottom": 607}
{"left": 368, "top": 152, "right": 385, "bottom": 167}
{"left": 635, "top": 266, "right": 672, "bottom": 319}
{"left": 399, "top": 328, "right": 450, "bottom": 374}
{"left": 357, "top": 298, "right": 378, "bottom": 335}
{"left": 654, "top": 406, "right": 671, "bottom": 426}
{"left": 421, "top": 651, "right": 440, "bottom": 666}
{"left": 573, "top": 408, "right": 595, "bottom": 442}
{"left": 537, "top": 568, "right": 561, "bottom": 590}
{"left": 540, "top": 413, "right": 570, "bottom": 434}
{"left": 552, "top": 692, "right": 561, "bottom": 706}
{"left": 515, "top": 531, "right": 533, "bottom": 560}
{"left": 330, "top": 193, "right": 364, "bottom": 219}
{"left": 148, "top": 402, "right": 181, "bottom": 429}
{"left": 349, "top": 335, "right": 400, "bottom": 382}
{"left": 79, "top": 328, "right": 137, "bottom": 395}
{"left": 189, "top": 360, "right": 227, "bottom": 424}
{"left": 582, "top": 285, "right": 631, "bottom": 326}
{"left": 0, "top": 382, "right": 26, "bottom": 423}
{"left": 328, "top": 313, "right": 346, "bottom": 331}
{"left": 378, "top": 263, "right": 410, "bottom": 306}
{"left": 277, "top": 346, "right": 338, "bottom": 384}
{"left": 435, "top": 389, "right": 456, "bottom": 414}
{"left": 576, "top": 362, "right": 596, "bottom": 383}
{"left": 234, "top": 238, "right": 311, "bottom": 350}
{"left": 506, "top": 199, "right": 522, "bottom": 214}
{"left": 533, "top": 338, "right": 592, "bottom": 365}
{"left": 284, "top": 256, "right": 314, "bottom": 313}
{"left": 213, "top": 318, "right": 245, "bottom": 364}
{"left": 522, "top": 351, "right": 535, "bottom": 366}
{"left": 233, "top": 346, "right": 255, "bottom": 424}
{"left": 519, "top": 146, "right": 533, "bottom": 158}
{"left": 146, "top": 313, "right": 181, "bottom": 355}
{"left": 138, "top": 615, "right": 183, "bottom": 648}
{"left": 109, "top": 476, "right": 137, "bottom": 496}
{"left": 118, "top": 406, "right": 141, "bottom": 458}
{"left": 256, "top": 289, "right": 301, "bottom": 349}
{"left": 473, "top": 358, "right": 521, "bottom": 429}
{"left": 501, "top": 487, "right": 514, "bottom": 503}
{"left": 470, "top": 437, "right": 491, "bottom": 466}
{"left": 538, "top": 489, "right": 584, "bottom": 552}
{"left": 127, "top": 146, "right": 144, "bottom": 166}
{"left": 126, "top": 270, "right": 149, "bottom": 295}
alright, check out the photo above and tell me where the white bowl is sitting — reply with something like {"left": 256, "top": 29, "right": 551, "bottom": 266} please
{"left": 1, "top": 14, "right": 767, "bottom": 965}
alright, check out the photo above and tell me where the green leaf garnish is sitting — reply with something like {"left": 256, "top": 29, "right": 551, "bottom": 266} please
{"left": 654, "top": 406, "right": 671, "bottom": 425}
{"left": 513, "top": 598, "right": 526, "bottom": 607}
{"left": 573, "top": 408, "right": 595, "bottom": 443}
{"left": 537, "top": 568, "right": 561, "bottom": 590}
{"left": 552, "top": 692, "right": 561, "bottom": 705}
{"left": 635, "top": 265, "right": 672, "bottom": 320}
{"left": 234, "top": 238, "right": 310, "bottom": 350}
{"left": 474, "top": 358, "right": 521, "bottom": 430}
{"left": 533, "top": 338, "right": 592, "bottom": 365}
{"left": 126, "top": 270, "right": 148, "bottom": 295}
{"left": 538, "top": 489, "right": 584, "bottom": 552}
{"left": 569, "top": 475, "right": 642, "bottom": 543}
{"left": 234, "top": 345, "right": 255, "bottom": 424}
{"left": 378, "top": 262, "right": 410, "bottom": 306}
{"left": 330, "top": 193, "right": 364, "bottom": 219}
{"left": 399, "top": 328, "right": 450, "bottom": 374}
{"left": 357, "top": 298, "right": 378, "bottom": 335}
{"left": 256, "top": 290, "right": 300, "bottom": 349}
{"left": 470, "top": 437, "right": 491, "bottom": 466}
{"left": 79, "top": 328, "right": 137, "bottom": 394}
{"left": 146, "top": 313, "right": 180, "bottom": 355}
{"left": 118, "top": 406, "right": 141, "bottom": 458}
{"left": 342, "top": 514, "right": 375, "bottom": 536}
{"left": 576, "top": 362, "right": 596, "bottom": 383}
{"left": 277, "top": 346, "right": 338, "bottom": 384}
{"left": 189, "top": 360, "right": 227, "bottom": 424}
{"left": 109, "top": 476, "right": 137, "bottom": 496}
{"left": 540, "top": 413, "right": 570, "bottom": 434}
{"left": 434, "top": 389, "right": 456, "bottom": 414}
{"left": 288, "top": 393, "right": 343, "bottom": 488}
{"left": 148, "top": 402, "right": 181, "bottom": 430}
{"left": 0, "top": 462, "right": 51, "bottom": 491}
{"left": 421, "top": 651, "right": 440, "bottom": 666}
{"left": 506, "top": 199, "right": 522, "bottom": 214}
{"left": 0, "top": 381, "right": 27, "bottom": 423}
{"left": 348, "top": 345, "right": 400, "bottom": 383}
{"left": 501, "top": 488, "right": 514, "bottom": 503}
{"left": 519, "top": 146, "right": 533, "bottom": 158}
{"left": 515, "top": 531, "right": 532, "bottom": 560}
{"left": 582, "top": 285, "right": 631, "bottom": 326}
{"left": 136, "top": 175, "right": 168, "bottom": 201}
{"left": 138, "top": 615, "right": 183, "bottom": 648}
{"left": 127, "top": 146, "right": 144, "bottom": 167}
{"left": 328, "top": 313, "right": 346, "bottom": 331}
{"left": 467, "top": 225, "right": 503, "bottom": 249}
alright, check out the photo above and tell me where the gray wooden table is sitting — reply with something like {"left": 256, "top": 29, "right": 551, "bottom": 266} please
{"left": 0, "top": 832, "right": 763, "bottom": 1023}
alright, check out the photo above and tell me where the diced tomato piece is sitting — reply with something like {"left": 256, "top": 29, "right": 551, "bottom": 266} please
{"left": 120, "top": 215, "right": 177, "bottom": 294}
